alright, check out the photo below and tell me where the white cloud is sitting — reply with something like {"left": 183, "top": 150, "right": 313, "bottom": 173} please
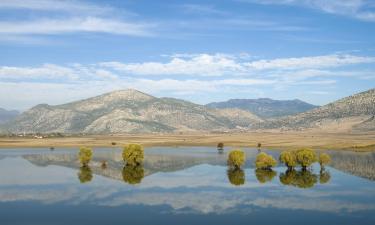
{"left": 100, "top": 54, "right": 245, "bottom": 76}
{"left": 0, "top": 0, "right": 112, "bottom": 15}
{"left": 246, "top": 54, "right": 375, "bottom": 70}
{"left": 0, "top": 53, "right": 373, "bottom": 109}
{"left": 0, "top": 17, "right": 153, "bottom": 36}
{"left": 241, "top": 0, "right": 375, "bottom": 22}
{"left": 0, "top": 64, "right": 78, "bottom": 80}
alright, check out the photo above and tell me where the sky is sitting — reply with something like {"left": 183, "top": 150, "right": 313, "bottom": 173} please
{"left": 0, "top": 0, "right": 375, "bottom": 110}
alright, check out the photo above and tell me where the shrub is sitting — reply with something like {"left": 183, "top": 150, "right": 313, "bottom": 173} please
{"left": 257, "top": 143, "right": 262, "bottom": 148}
{"left": 227, "top": 149, "right": 246, "bottom": 169}
{"left": 122, "top": 165, "right": 144, "bottom": 185}
{"left": 296, "top": 148, "right": 317, "bottom": 170}
{"left": 227, "top": 168, "right": 245, "bottom": 186}
{"left": 319, "top": 153, "right": 331, "bottom": 167}
{"left": 217, "top": 142, "right": 224, "bottom": 149}
{"left": 279, "top": 151, "right": 297, "bottom": 169}
{"left": 78, "top": 166, "right": 93, "bottom": 183}
{"left": 255, "top": 152, "right": 277, "bottom": 169}
{"left": 78, "top": 147, "right": 93, "bottom": 167}
{"left": 111, "top": 142, "right": 117, "bottom": 146}
{"left": 255, "top": 168, "right": 276, "bottom": 183}
{"left": 122, "top": 144, "right": 144, "bottom": 166}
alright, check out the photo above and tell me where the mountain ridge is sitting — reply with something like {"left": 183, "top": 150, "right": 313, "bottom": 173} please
{"left": 2, "top": 89, "right": 262, "bottom": 134}
{"left": 206, "top": 98, "right": 317, "bottom": 118}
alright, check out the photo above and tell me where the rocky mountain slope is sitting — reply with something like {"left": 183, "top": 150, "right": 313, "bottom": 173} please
{"left": 2, "top": 89, "right": 262, "bottom": 134}
{"left": 0, "top": 108, "right": 19, "bottom": 124}
{"left": 259, "top": 88, "right": 375, "bottom": 131}
{"left": 206, "top": 98, "right": 317, "bottom": 118}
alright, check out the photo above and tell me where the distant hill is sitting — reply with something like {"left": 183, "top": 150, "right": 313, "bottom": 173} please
{"left": 259, "top": 88, "right": 375, "bottom": 132}
{"left": 206, "top": 98, "right": 317, "bottom": 118}
{"left": 2, "top": 89, "right": 262, "bottom": 134}
{"left": 0, "top": 108, "right": 19, "bottom": 124}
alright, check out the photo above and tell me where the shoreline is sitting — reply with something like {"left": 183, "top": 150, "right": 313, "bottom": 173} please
{"left": 0, "top": 132, "right": 375, "bottom": 151}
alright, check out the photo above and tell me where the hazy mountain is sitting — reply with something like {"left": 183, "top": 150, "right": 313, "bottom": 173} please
{"left": 259, "top": 88, "right": 375, "bottom": 131}
{"left": 0, "top": 108, "right": 19, "bottom": 124}
{"left": 206, "top": 98, "right": 317, "bottom": 118}
{"left": 3, "top": 89, "right": 262, "bottom": 134}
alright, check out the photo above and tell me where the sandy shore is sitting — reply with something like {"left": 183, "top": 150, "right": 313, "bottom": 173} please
{"left": 0, "top": 131, "right": 375, "bottom": 151}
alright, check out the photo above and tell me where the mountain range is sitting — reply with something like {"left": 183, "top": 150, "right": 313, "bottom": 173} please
{"left": 1, "top": 88, "right": 374, "bottom": 134}
{"left": 1, "top": 89, "right": 261, "bottom": 134}
{"left": 0, "top": 108, "right": 19, "bottom": 124}
{"left": 206, "top": 98, "right": 317, "bottom": 118}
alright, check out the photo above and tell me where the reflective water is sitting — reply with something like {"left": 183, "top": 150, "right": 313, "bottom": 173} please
{"left": 0, "top": 147, "right": 375, "bottom": 225}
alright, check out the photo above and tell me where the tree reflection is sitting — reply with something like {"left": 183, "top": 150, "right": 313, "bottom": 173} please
{"left": 78, "top": 166, "right": 93, "bottom": 183}
{"left": 319, "top": 169, "right": 331, "bottom": 184}
{"left": 279, "top": 169, "right": 319, "bottom": 188}
{"left": 227, "top": 168, "right": 245, "bottom": 186}
{"left": 255, "top": 168, "right": 276, "bottom": 183}
{"left": 122, "top": 164, "right": 145, "bottom": 185}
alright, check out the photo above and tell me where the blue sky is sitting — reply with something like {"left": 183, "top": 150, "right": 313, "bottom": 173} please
{"left": 0, "top": 0, "right": 375, "bottom": 110}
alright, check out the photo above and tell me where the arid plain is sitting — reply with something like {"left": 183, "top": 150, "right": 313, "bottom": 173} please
{"left": 1, "top": 131, "right": 374, "bottom": 151}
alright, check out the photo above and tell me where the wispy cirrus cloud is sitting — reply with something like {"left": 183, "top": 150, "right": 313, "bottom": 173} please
{"left": 0, "top": 0, "right": 155, "bottom": 41}
{"left": 0, "top": 0, "right": 112, "bottom": 14}
{"left": 239, "top": 0, "right": 375, "bottom": 22}
{"left": 0, "top": 17, "right": 154, "bottom": 36}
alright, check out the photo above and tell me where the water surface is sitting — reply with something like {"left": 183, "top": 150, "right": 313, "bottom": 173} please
{"left": 0, "top": 147, "right": 375, "bottom": 225}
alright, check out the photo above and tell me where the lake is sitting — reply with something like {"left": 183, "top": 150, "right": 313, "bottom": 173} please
{"left": 0, "top": 147, "right": 375, "bottom": 225}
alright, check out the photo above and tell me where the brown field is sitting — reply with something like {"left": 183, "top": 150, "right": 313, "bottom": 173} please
{"left": 1, "top": 131, "right": 375, "bottom": 151}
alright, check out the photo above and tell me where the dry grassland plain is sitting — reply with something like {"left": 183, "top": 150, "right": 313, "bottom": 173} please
{"left": 0, "top": 131, "right": 374, "bottom": 151}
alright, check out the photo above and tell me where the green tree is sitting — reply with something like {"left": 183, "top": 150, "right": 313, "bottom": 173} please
{"left": 279, "top": 150, "right": 297, "bottom": 170}
{"left": 255, "top": 152, "right": 277, "bottom": 169}
{"left": 319, "top": 153, "right": 331, "bottom": 168}
{"left": 227, "top": 149, "right": 246, "bottom": 169}
{"left": 122, "top": 164, "right": 145, "bottom": 185}
{"left": 78, "top": 147, "right": 93, "bottom": 167}
{"left": 227, "top": 168, "right": 245, "bottom": 186}
{"left": 296, "top": 148, "right": 317, "bottom": 170}
{"left": 255, "top": 168, "right": 276, "bottom": 183}
{"left": 122, "top": 144, "right": 144, "bottom": 166}
{"left": 78, "top": 166, "right": 93, "bottom": 183}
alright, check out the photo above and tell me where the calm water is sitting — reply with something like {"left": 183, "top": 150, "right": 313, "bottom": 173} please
{"left": 0, "top": 147, "right": 375, "bottom": 225}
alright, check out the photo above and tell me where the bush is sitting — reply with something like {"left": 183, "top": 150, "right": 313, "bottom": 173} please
{"left": 122, "top": 165, "right": 144, "bottom": 185}
{"left": 78, "top": 147, "right": 93, "bottom": 166}
{"left": 279, "top": 151, "right": 297, "bottom": 169}
{"left": 227, "top": 149, "right": 245, "bottom": 169}
{"left": 319, "top": 153, "right": 331, "bottom": 167}
{"left": 78, "top": 166, "right": 93, "bottom": 183}
{"left": 255, "top": 152, "right": 277, "bottom": 169}
{"left": 255, "top": 168, "right": 276, "bottom": 183}
{"left": 227, "top": 168, "right": 245, "bottom": 186}
{"left": 296, "top": 148, "right": 317, "bottom": 169}
{"left": 122, "top": 144, "right": 144, "bottom": 166}
{"left": 217, "top": 142, "right": 224, "bottom": 149}
{"left": 257, "top": 143, "right": 262, "bottom": 148}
